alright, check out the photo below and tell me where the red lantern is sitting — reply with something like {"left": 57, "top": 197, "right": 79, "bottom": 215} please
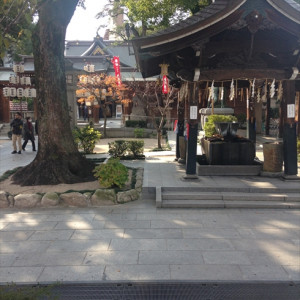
{"left": 162, "top": 75, "right": 168, "bottom": 94}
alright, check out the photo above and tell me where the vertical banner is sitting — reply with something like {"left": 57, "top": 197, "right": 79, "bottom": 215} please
{"left": 112, "top": 56, "right": 122, "bottom": 86}
{"left": 173, "top": 119, "right": 178, "bottom": 132}
{"left": 162, "top": 75, "right": 168, "bottom": 94}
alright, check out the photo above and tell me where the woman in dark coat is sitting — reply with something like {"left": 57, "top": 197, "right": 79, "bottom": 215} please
{"left": 22, "top": 117, "right": 36, "bottom": 151}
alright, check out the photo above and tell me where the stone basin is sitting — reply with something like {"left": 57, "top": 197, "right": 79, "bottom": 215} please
{"left": 215, "top": 122, "right": 239, "bottom": 138}
{"left": 200, "top": 137, "right": 255, "bottom": 165}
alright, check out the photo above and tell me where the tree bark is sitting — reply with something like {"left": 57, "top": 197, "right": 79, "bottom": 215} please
{"left": 12, "top": 0, "right": 95, "bottom": 186}
{"left": 157, "top": 130, "right": 162, "bottom": 149}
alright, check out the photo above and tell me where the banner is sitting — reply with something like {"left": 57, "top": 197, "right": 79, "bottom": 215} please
{"left": 112, "top": 56, "right": 122, "bottom": 87}
{"left": 162, "top": 75, "right": 168, "bottom": 94}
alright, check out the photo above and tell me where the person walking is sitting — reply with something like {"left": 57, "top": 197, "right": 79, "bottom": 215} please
{"left": 22, "top": 117, "right": 36, "bottom": 152}
{"left": 10, "top": 112, "right": 23, "bottom": 154}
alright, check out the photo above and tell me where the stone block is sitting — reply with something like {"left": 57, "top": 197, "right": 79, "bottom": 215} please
{"left": 8, "top": 195, "right": 14, "bottom": 207}
{"left": 60, "top": 192, "right": 88, "bottom": 207}
{"left": 129, "top": 189, "right": 140, "bottom": 201}
{"left": 0, "top": 191, "right": 9, "bottom": 208}
{"left": 91, "top": 189, "right": 116, "bottom": 206}
{"left": 41, "top": 192, "right": 60, "bottom": 207}
{"left": 117, "top": 191, "right": 132, "bottom": 203}
{"left": 14, "top": 194, "right": 42, "bottom": 208}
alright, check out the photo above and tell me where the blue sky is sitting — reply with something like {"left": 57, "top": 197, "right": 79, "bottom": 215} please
{"left": 66, "top": 0, "right": 108, "bottom": 41}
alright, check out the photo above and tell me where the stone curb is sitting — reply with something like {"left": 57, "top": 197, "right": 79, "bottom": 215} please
{"left": 0, "top": 168, "right": 144, "bottom": 208}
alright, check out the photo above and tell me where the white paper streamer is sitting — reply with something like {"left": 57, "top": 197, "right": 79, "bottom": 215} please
{"left": 251, "top": 78, "right": 256, "bottom": 98}
{"left": 229, "top": 79, "right": 235, "bottom": 101}
{"left": 270, "top": 79, "right": 275, "bottom": 98}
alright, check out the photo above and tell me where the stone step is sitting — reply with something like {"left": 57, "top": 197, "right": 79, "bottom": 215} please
{"left": 161, "top": 186, "right": 300, "bottom": 193}
{"left": 162, "top": 192, "right": 300, "bottom": 202}
{"left": 162, "top": 199, "right": 300, "bottom": 209}
{"left": 157, "top": 187, "right": 300, "bottom": 209}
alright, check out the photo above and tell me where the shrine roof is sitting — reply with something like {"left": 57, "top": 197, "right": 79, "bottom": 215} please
{"left": 133, "top": 0, "right": 299, "bottom": 50}
{"left": 65, "top": 37, "right": 136, "bottom": 68}
{"left": 132, "top": 0, "right": 300, "bottom": 79}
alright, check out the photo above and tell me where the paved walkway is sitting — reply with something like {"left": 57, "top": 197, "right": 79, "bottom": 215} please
{"left": 0, "top": 130, "right": 299, "bottom": 284}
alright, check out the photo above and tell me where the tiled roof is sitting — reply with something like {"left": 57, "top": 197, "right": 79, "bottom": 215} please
{"left": 65, "top": 38, "right": 137, "bottom": 68}
{"left": 133, "top": 0, "right": 244, "bottom": 48}
{"left": 267, "top": 0, "right": 300, "bottom": 24}
{"left": 133, "top": 0, "right": 299, "bottom": 49}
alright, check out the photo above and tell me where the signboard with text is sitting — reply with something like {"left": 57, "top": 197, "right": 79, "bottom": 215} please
{"left": 9, "top": 101, "right": 28, "bottom": 111}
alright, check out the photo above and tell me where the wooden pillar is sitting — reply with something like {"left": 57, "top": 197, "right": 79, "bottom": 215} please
{"left": 282, "top": 80, "right": 298, "bottom": 177}
{"left": 265, "top": 95, "right": 270, "bottom": 136}
{"left": 246, "top": 87, "right": 256, "bottom": 143}
{"left": 255, "top": 101, "right": 262, "bottom": 134}
{"left": 176, "top": 99, "right": 185, "bottom": 161}
{"left": 185, "top": 82, "right": 198, "bottom": 178}
{"left": 175, "top": 84, "right": 186, "bottom": 161}
{"left": 296, "top": 92, "right": 299, "bottom": 138}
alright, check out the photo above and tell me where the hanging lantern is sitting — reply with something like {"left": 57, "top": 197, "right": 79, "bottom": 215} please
{"left": 10, "top": 88, "right": 17, "bottom": 97}
{"left": 20, "top": 77, "right": 25, "bottom": 85}
{"left": 162, "top": 75, "right": 169, "bottom": 94}
{"left": 13, "top": 64, "right": 24, "bottom": 73}
{"left": 20, "top": 77, "right": 31, "bottom": 85}
{"left": 3, "top": 87, "right": 10, "bottom": 97}
{"left": 24, "top": 88, "right": 30, "bottom": 97}
{"left": 29, "top": 88, "right": 37, "bottom": 98}
{"left": 9, "top": 75, "right": 19, "bottom": 84}
{"left": 17, "top": 88, "right": 24, "bottom": 98}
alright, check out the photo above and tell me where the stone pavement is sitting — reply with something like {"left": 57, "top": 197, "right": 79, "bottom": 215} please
{"left": 0, "top": 204, "right": 299, "bottom": 283}
{"left": 0, "top": 131, "right": 299, "bottom": 284}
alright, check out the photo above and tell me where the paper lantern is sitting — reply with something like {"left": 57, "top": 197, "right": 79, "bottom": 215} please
{"left": 17, "top": 88, "right": 24, "bottom": 98}
{"left": 10, "top": 88, "right": 17, "bottom": 97}
{"left": 3, "top": 87, "right": 10, "bottom": 97}
{"left": 13, "top": 64, "right": 24, "bottom": 73}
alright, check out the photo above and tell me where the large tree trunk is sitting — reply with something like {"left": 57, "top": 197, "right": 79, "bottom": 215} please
{"left": 103, "top": 104, "right": 107, "bottom": 138}
{"left": 13, "top": 0, "right": 95, "bottom": 186}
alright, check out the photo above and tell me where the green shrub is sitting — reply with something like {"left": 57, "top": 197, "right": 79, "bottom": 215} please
{"left": 108, "top": 140, "right": 144, "bottom": 158}
{"left": 297, "top": 138, "right": 300, "bottom": 155}
{"left": 125, "top": 120, "right": 147, "bottom": 128}
{"left": 73, "top": 124, "right": 101, "bottom": 154}
{"left": 134, "top": 128, "right": 144, "bottom": 138}
{"left": 93, "top": 158, "right": 128, "bottom": 188}
{"left": 204, "top": 114, "right": 237, "bottom": 137}
{"left": 108, "top": 140, "right": 128, "bottom": 157}
{"left": 127, "top": 140, "right": 144, "bottom": 157}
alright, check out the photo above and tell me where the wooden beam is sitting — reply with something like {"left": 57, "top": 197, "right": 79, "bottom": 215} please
{"left": 203, "top": 37, "right": 296, "bottom": 57}
{"left": 199, "top": 68, "right": 293, "bottom": 81}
